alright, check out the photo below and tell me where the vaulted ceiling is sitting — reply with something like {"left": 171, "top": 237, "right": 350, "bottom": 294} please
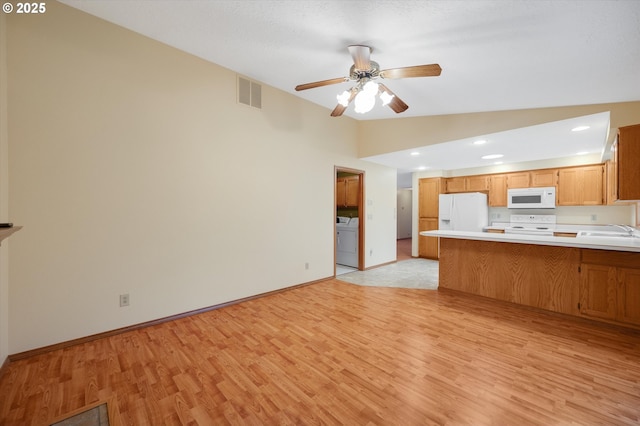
{"left": 59, "top": 0, "right": 640, "bottom": 174}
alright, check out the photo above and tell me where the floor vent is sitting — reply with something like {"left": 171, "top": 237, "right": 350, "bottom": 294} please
{"left": 237, "top": 76, "right": 262, "bottom": 109}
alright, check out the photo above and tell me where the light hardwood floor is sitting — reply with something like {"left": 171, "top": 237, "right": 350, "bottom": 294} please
{"left": 1, "top": 280, "right": 640, "bottom": 425}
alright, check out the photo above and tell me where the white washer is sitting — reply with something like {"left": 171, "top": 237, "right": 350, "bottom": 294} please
{"left": 337, "top": 218, "right": 359, "bottom": 267}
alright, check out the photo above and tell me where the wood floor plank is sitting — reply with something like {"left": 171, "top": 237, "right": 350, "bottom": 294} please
{"left": 2, "top": 280, "right": 640, "bottom": 425}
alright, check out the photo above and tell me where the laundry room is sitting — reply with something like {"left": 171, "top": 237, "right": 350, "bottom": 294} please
{"left": 336, "top": 171, "right": 362, "bottom": 273}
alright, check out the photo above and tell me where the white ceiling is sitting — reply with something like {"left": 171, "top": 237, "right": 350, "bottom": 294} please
{"left": 59, "top": 0, "right": 640, "bottom": 174}
{"left": 364, "top": 111, "right": 611, "bottom": 172}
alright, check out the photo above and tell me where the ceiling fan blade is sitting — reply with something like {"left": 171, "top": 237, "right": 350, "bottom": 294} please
{"left": 330, "top": 104, "right": 348, "bottom": 117}
{"left": 380, "top": 64, "right": 442, "bottom": 79}
{"left": 295, "top": 77, "right": 348, "bottom": 91}
{"left": 378, "top": 83, "right": 409, "bottom": 114}
{"left": 348, "top": 45, "right": 371, "bottom": 71}
{"left": 330, "top": 87, "right": 358, "bottom": 117}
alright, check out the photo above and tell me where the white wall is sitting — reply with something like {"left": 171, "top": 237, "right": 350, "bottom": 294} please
{"left": 4, "top": 3, "right": 397, "bottom": 354}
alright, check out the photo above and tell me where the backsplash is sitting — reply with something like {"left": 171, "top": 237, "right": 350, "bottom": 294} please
{"left": 489, "top": 204, "right": 636, "bottom": 226}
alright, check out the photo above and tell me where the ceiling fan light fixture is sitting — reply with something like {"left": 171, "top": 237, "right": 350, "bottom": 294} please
{"left": 296, "top": 44, "right": 441, "bottom": 117}
{"left": 380, "top": 90, "right": 395, "bottom": 106}
{"left": 354, "top": 81, "right": 379, "bottom": 114}
{"left": 362, "top": 80, "right": 379, "bottom": 93}
{"left": 354, "top": 91, "right": 376, "bottom": 114}
{"left": 336, "top": 90, "right": 351, "bottom": 107}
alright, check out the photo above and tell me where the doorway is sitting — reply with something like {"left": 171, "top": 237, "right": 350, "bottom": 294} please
{"left": 335, "top": 167, "right": 364, "bottom": 275}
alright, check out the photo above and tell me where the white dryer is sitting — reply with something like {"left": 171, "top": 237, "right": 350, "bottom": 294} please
{"left": 336, "top": 217, "right": 359, "bottom": 267}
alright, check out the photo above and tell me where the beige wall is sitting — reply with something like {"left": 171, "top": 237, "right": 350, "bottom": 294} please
{"left": 0, "top": 12, "right": 9, "bottom": 363}
{"left": 4, "top": 2, "right": 397, "bottom": 354}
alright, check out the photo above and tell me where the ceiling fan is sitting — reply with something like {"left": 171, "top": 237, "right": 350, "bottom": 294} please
{"left": 295, "top": 45, "right": 442, "bottom": 117}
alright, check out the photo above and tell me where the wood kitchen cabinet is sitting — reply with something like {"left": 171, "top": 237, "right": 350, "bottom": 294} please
{"left": 418, "top": 218, "right": 439, "bottom": 259}
{"left": 418, "top": 178, "right": 443, "bottom": 259}
{"left": 579, "top": 264, "right": 617, "bottom": 320}
{"left": 445, "top": 175, "right": 489, "bottom": 193}
{"left": 336, "top": 176, "right": 359, "bottom": 207}
{"left": 613, "top": 123, "right": 640, "bottom": 201}
{"left": 436, "top": 163, "right": 609, "bottom": 207}
{"left": 605, "top": 160, "right": 618, "bottom": 205}
{"left": 488, "top": 174, "right": 507, "bottom": 207}
{"left": 580, "top": 250, "right": 640, "bottom": 327}
{"left": 616, "top": 268, "right": 640, "bottom": 325}
{"left": 506, "top": 172, "right": 530, "bottom": 189}
{"left": 557, "top": 164, "right": 604, "bottom": 206}
{"left": 419, "top": 178, "right": 442, "bottom": 218}
{"left": 465, "top": 175, "right": 489, "bottom": 191}
{"left": 445, "top": 177, "right": 465, "bottom": 193}
{"left": 437, "top": 239, "right": 640, "bottom": 330}
{"left": 530, "top": 169, "right": 557, "bottom": 187}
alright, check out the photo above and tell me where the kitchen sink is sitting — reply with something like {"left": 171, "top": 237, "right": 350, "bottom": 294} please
{"left": 577, "top": 231, "right": 634, "bottom": 238}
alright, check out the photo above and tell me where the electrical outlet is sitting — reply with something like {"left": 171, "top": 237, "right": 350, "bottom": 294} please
{"left": 119, "top": 293, "right": 130, "bottom": 307}
{"left": 591, "top": 214, "right": 597, "bottom": 221}
{"left": 305, "top": 262, "right": 309, "bottom": 270}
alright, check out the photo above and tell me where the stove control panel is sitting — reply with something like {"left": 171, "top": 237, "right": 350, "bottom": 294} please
{"left": 509, "top": 214, "right": 557, "bottom": 225}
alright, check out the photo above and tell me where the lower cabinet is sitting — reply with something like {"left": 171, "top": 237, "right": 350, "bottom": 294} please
{"left": 580, "top": 253, "right": 640, "bottom": 326}
{"left": 579, "top": 264, "right": 617, "bottom": 320}
{"left": 418, "top": 218, "right": 439, "bottom": 259}
{"left": 617, "top": 268, "right": 640, "bottom": 325}
{"left": 436, "top": 241, "right": 640, "bottom": 330}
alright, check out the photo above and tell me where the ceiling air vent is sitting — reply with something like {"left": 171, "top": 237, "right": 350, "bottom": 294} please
{"left": 237, "top": 76, "right": 262, "bottom": 109}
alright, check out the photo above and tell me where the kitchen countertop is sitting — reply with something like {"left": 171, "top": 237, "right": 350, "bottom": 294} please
{"left": 420, "top": 229, "right": 640, "bottom": 253}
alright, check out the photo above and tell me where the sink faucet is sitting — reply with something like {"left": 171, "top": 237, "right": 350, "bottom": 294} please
{"left": 608, "top": 224, "right": 637, "bottom": 236}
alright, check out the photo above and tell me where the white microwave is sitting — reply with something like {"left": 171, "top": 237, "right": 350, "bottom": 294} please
{"left": 507, "top": 187, "right": 556, "bottom": 209}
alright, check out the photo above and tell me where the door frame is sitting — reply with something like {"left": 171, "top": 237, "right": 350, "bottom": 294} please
{"left": 335, "top": 166, "right": 365, "bottom": 273}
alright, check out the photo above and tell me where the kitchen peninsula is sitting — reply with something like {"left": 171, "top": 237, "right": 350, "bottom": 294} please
{"left": 421, "top": 229, "right": 640, "bottom": 330}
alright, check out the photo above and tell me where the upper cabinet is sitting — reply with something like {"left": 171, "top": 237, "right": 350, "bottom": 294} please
{"left": 614, "top": 124, "right": 640, "bottom": 201}
{"left": 557, "top": 165, "right": 605, "bottom": 206}
{"left": 419, "top": 178, "right": 442, "bottom": 218}
{"left": 506, "top": 172, "right": 530, "bottom": 189}
{"left": 488, "top": 175, "right": 508, "bottom": 207}
{"left": 445, "top": 175, "right": 489, "bottom": 193}
{"left": 445, "top": 177, "right": 465, "bottom": 193}
{"left": 465, "top": 175, "right": 489, "bottom": 192}
{"left": 530, "top": 169, "right": 558, "bottom": 187}
{"left": 439, "top": 163, "right": 610, "bottom": 207}
{"left": 336, "top": 176, "right": 359, "bottom": 207}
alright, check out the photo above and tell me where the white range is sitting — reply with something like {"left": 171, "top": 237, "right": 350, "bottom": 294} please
{"left": 504, "top": 215, "right": 557, "bottom": 236}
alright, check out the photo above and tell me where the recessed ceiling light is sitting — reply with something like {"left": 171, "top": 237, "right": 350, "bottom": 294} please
{"left": 494, "top": 161, "right": 503, "bottom": 165}
{"left": 481, "top": 154, "right": 503, "bottom": 160}
{"left": 473, "top": 139, "right": 487, "bottom": 145}
{"left": 416, "top": 166, "right": 429, "bottom": 170}
{"left": 410, "top": 151, "right": 420, "bottom": 156}
{"left": 571, "top": 126, "right": 590, "bottom": 132}
{"left": 576, "top": 151, "right": 589, "bottom": 155}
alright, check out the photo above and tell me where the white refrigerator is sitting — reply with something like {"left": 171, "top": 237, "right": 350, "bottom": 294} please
{"left": 439, "top": 192, "right": 488, "bottom": 231}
